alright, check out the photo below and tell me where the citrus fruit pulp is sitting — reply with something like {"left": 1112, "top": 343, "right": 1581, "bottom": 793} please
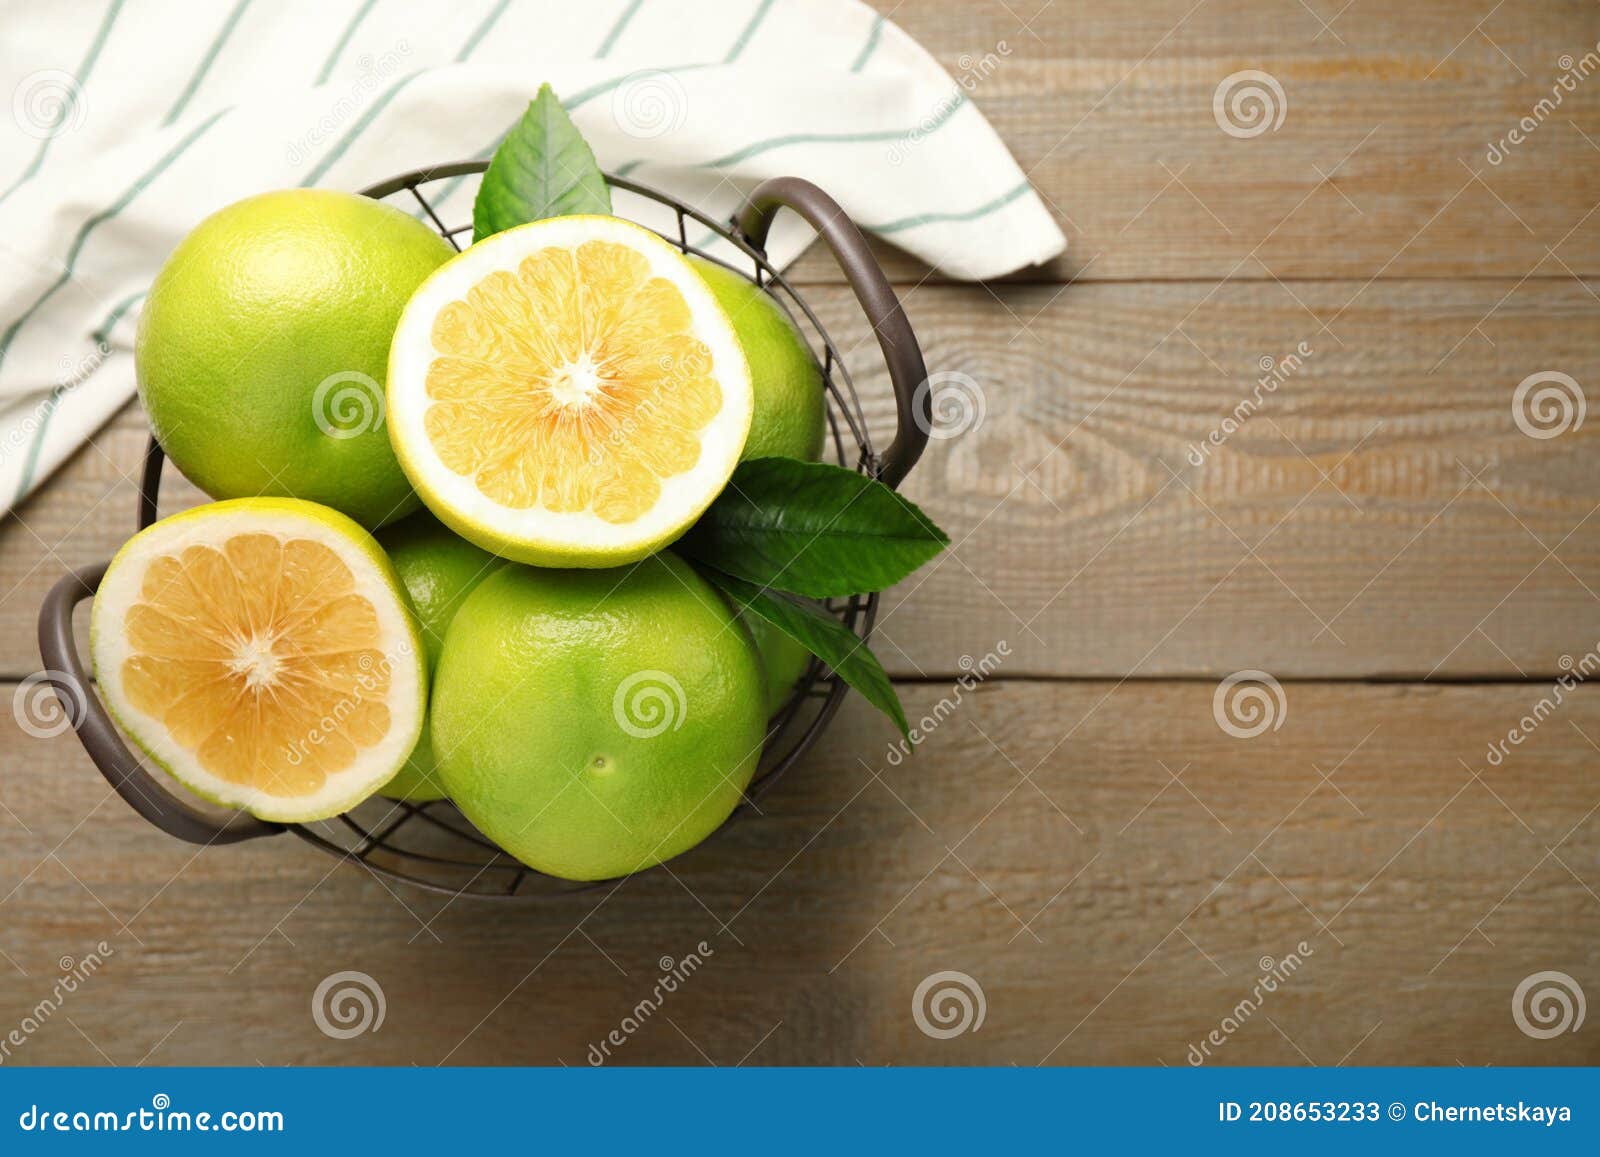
{"left": 373, "top": 511, "right": 505, "bottom": 802}
{"left": 386, "top": 215, "right": 753, "bottom": 568}
{"left": 90, "top": 498, "right": 427, "bottom": 822}
{"left": 430, "top": 553, "right": 766, "bottom": 881}
{"left": 136, "top": 189, "right": 455, "bottom": 529}
{"left": 691, "top": 257, "right": 827, "bottom": 462}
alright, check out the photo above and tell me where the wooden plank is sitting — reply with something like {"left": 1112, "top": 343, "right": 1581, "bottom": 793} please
{"left": 375, "top": 0, "right": 1600, "bottom": 286}
{"left": 850, "top": 277, "right": 1600, "bottom": 680}
{"left": 778, "top": 0, "right": 1600, "bottom": 283}
{"left": 4, "top": 278, "right": 1595, "bottom": 680}
{"left": 0, "top": 679, "right": 1595, "bottom": 1065}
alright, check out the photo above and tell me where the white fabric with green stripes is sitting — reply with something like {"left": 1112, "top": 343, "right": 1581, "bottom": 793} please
{"left": 0, "top": 0, "right": 1064, "bottom": 514}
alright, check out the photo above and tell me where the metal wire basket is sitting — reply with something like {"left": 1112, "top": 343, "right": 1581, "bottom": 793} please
{"left": 38, "top": 167, "right": 930, "bottom": 899}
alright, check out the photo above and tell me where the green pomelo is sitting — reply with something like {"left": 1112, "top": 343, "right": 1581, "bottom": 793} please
{"left": 136, "top": 188, "right": 455, "bottom": 529}
{"left": 742, "top": 612, "right": 815, "bottom": 717}
{"left": 692, "top": 257, "right": 827, "bottom": 462}
{"left": 431, "top": 553, "right": 767, "bottom": 881}
{"left": 374, "top": 511, "right": 506, "bottom": 802}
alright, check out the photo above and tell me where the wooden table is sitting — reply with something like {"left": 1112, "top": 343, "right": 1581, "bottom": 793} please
{"left": 2, "top": 0, "right": 1598, "bottom": 1066}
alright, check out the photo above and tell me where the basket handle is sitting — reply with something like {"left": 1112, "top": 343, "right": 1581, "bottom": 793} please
{"left": 37, "top": 564, "right": 282, "bottom": 846}
{"left": 736, "top": 177, "right": 930, "bottom": 489}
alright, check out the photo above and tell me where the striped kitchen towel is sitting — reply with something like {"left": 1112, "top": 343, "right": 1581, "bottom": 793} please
{"left": 0, "top": 0, "right": 1064, "bottom": 514}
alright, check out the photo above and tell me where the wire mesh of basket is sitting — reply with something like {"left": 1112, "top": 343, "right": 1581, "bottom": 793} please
{"left": 38, "top": 165, "right": 930, "bottom": 900}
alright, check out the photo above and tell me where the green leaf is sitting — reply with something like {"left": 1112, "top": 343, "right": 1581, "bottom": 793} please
{"left": 698, "top": 566, "right": 909, "bottom": 738}
{"left": 473, "top": 84, "right": 611, "bottom": 242}
{"left": 677, "top": 458, "right": 949, "bottom": 598}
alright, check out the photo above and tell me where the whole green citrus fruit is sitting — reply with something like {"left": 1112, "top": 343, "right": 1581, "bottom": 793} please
{"left": 742, "top": 613, "right": 814, "bottom": 716}
{"left": 374, "top": 511, "right": 505, "bottom": 802}
{"left": 431, "top": 553, "right": 766, "bottom": 881}
{"left": 135, "top": 188, "right": 455, "bottom": 529}
{"left": 692, "top": 258, "right": 824, "bottom": 712}
{"left": 692, "top": 257, "right": 826, "bottom": 462}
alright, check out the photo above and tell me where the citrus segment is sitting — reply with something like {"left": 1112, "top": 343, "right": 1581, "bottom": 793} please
{"left": 388, "top": 216, "right": 752, "bottom": 567}
{"left": 91, "top": 499, "right": 426, "bottom": 822}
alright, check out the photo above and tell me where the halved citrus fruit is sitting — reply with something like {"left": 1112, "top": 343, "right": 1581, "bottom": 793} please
{"left": 90, "top": 498, "right": 427, "bottom": 822}
{"left": 386, "top": 215, "right": 753, "bottom": 567}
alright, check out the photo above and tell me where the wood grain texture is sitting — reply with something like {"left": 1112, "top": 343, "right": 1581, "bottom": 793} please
{"left": 844, "top": 277, "right": 1600, "bottom": 680}
{"left": 2, "top": 0, "right": 1598, "bottom": 1073}
{"left": 4, "top": 278, "right": 1594, "bottom": 680}
{"left": 780, "top": 0, "right": 1600, "bottom": 284}
{"left": 1, "top": 679, "right": 1595, "bottom": 1066}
